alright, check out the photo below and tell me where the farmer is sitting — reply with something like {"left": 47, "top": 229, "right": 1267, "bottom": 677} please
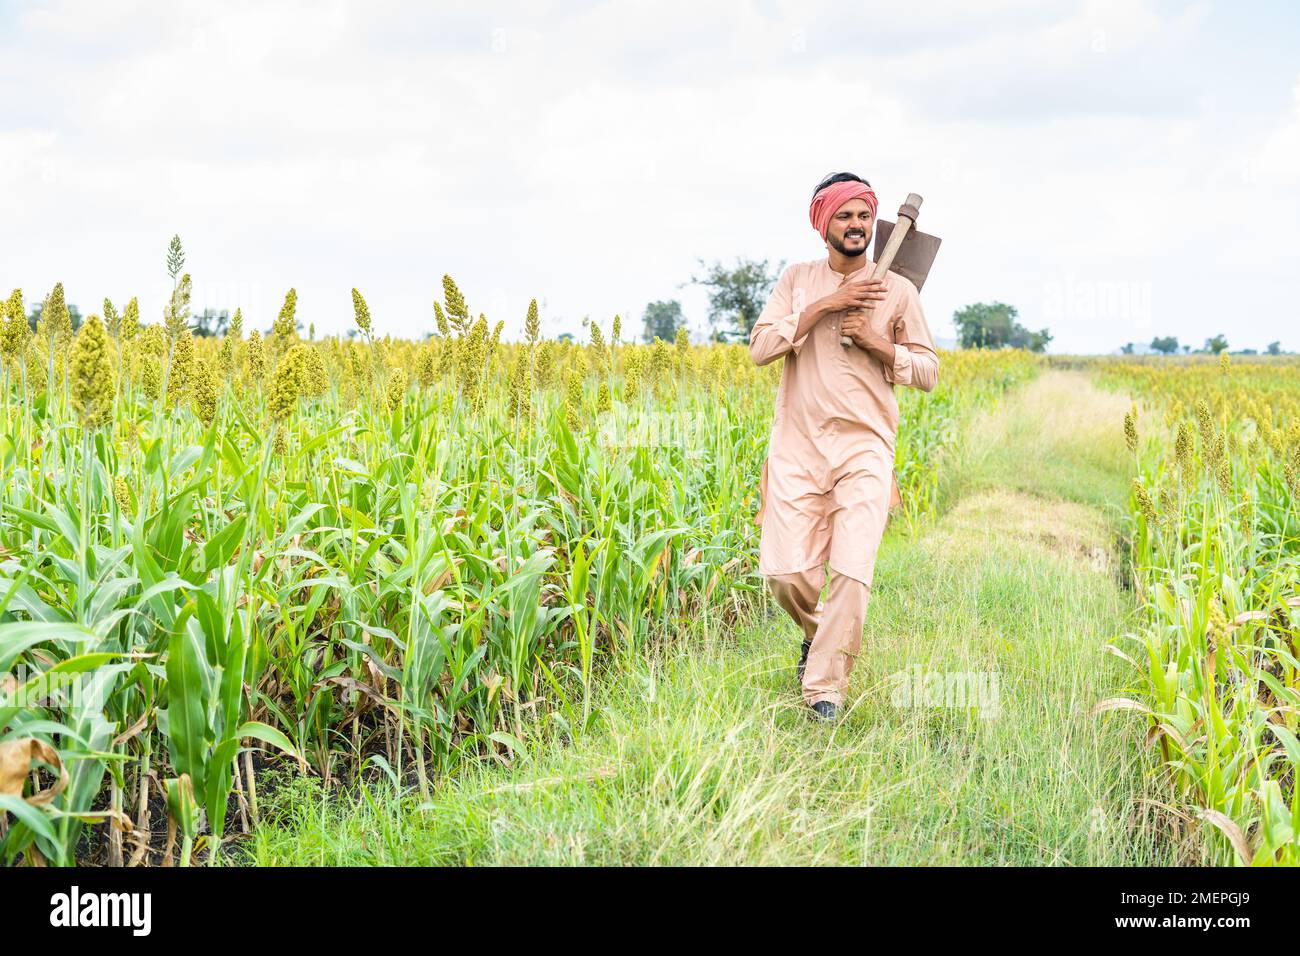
{"left": 749, "top": 172, "right": 939, "bottom": 722}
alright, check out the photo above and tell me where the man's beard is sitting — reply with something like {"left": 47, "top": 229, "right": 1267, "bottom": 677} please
{"left": 828, "top": 230, "right": 869, "bottom": 257}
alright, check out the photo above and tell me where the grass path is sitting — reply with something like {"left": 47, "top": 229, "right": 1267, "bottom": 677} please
{"left": 245, "top": 370, "right": 1174, "bottom": 865}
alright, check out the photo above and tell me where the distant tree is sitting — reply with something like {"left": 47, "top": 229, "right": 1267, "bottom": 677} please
{"left": 689, "top": 258, "right": 781, "bottom": 336}
{"left": 1120, "top": 342, "right": 1135, "bottom": 355}
{"left": 642, "top": 299, "right": 685, "bottom": 343}
{"left": 1204, "top": 334, "right": 1229, "bottom": 354}
{"left": 1013, "top": 326, "right": 1052, "bottom": 352}
{"left": 191, "top": 308, "right": 230, "bottom": 338}
{"left": 556, "top": 332, "right": 575, "bottom": 343}
{"left": 1182, "top": 344, "right": 1191, "bottom": 354}
{"left": 1237, "top": 348, "right": 1258, "bottom": 355}
{"left": 953, "top": 302, "right": 1013, "bottom": 349}
{"left": 1150, "top": 336, "right": 1179, "bottom": 354}
{"left": 952, "top": 301, "right": 1051, "bottom": 353}
{"left": 1267, "top": 341, "right": 1282, "bottom": 355}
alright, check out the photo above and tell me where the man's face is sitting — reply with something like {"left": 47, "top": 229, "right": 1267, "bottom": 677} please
{"left": 826, "top": 197, "right": 874, "bottom": 257}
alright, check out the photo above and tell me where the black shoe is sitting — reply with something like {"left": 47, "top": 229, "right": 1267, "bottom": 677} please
{"left": 810, "top": 700, "right": 838, "bottom": 722}
{"left": 797, "top": 640, "right": 811, "bottom": 683}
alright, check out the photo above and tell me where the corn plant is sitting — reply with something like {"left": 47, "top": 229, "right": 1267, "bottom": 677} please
{"left": 1094, "top": 354, "right": 1300, "bottom": 865}
{"left": 0, "top": 256, "right": 1036, "bottom": 864}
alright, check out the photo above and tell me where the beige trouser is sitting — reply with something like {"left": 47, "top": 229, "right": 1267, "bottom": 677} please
{"left": 767, "top": 566, "right": 871, "bottom": 707}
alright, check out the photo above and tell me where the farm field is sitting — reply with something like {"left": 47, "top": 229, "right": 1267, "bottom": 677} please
{"left": 1092, "top": 355, "right": 1300, "bottom": 866}
{"left": 244, "top": 371, "right": 1176, "bottom": 866}
{"left": 0, "top": 278, "right": 1033, "bottom": 866}
{"left": 2, "top": 275, "right": 1297, "bottom": 866}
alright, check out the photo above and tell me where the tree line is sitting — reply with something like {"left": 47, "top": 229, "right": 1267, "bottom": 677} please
{"left": 642, "top": 257, "right": 1052, "bottom": 353}
{"left": 1119, "top": 335, "right": 1286, "bottom": 356}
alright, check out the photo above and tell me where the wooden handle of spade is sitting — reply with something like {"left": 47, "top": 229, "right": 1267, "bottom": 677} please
{"left": 841, "top": 192, "right": 924, "bottom": 347}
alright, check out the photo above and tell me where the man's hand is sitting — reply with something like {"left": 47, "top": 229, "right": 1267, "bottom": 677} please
{"left": 841, "top": 311, "right": 895, "bottom": 366}
{"left": 815, "top": 278, "right": 888, "bottom": 317}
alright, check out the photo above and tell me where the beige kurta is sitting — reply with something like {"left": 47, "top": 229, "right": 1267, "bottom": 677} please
{"left": 750, "top": 256, "right": 939, "bottom": 586}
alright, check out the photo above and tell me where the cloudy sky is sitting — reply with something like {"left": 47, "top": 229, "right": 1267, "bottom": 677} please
{"left": 2, "top": 0, "right": 1297, "bottom": 353}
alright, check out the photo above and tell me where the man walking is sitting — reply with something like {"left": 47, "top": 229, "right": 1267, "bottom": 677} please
{"left": 749, "top": 172, "right": 939, "bottom": 722}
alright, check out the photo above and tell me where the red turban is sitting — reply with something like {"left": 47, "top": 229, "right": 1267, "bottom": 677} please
{"left": 809, "top": 180, "right": 878, "bottom": 240}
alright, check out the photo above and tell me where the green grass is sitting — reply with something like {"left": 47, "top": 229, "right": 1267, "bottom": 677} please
{"left": 241, "top": 371, "right": 1174, "bottom": 866}
{"left": 947, "top": 370, "right": 1136, "bottom": 514}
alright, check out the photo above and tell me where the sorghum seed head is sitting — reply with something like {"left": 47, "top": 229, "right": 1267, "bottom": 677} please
{"left": 416, "top": 341, "right": 437, "bottom": 387}
{"left": 534, "top": 340, "right": 554, "bottom": 388}
{"left": 1195, "top": 399, "right": 1213, "bottom": 445}
{"left": 246, "top": 329, "right": 267, "bottom": 381}
{"left": 165, "top": 274, "right": 192, "bottom": 341}
{"left": 120, "top": 298, "right": 139, "bottom": 341}
{"left": 113, "top": 476, "right": 132, "bottom": 513}
{"left": 191, "top": 359, "right": 219, "bottom": 426}
{"left": 1174, "top": 422, "right": 1192, "bottom": 479}
{"left": 1133, "top": 479, "right": 1158, "bottom": 525}
{"left": 268, "top": 344, "right": 308, "bottom": 421}
{"left": 352, "top": 288, "right": 372, "bottom": 336}
{"left": 564, "top": 368, "right": 583, "bottom": 428}
{"left": 103, "top": 299, "right": 120, "bottom": 337}
{"left": 69, "top": 314, "right": 116, "bottom": 429}
{"left": 386, "top": 367, "right": 407, "bottom": 412}
{"left": 1215, "top": 456, "right": 1232, "bottom": 496}
{"left": 508, "top": 350, "right": 532, "bottom": 417}
{"left": 525, "top": 299, "right": 540, "bottom": 346}
{"left": 167, "top": 331, "right": 195, "bottom": 406}
{"left": 140, "top": 354, "right": 162, "bottom": 401}
{"left": 442, "top": 275, "right": 468, "bottom": 331}
{"left": 218, "top": 335, "right": 236, "bottom": 379}
{"left": 273, "top": 288, "right": 298, "bottom": 341}
{"left": 1, "top": 289, "right": 28, "bottom": 358}
{"left": 40, "top": 282, "right": 72, "bottom": 345}
{"left": 1123, "top": 409, "right": 1138, "bottom": 453}
{"left": 1158, "top": 487, "right": 1175, "bottom": 519}
{"left": 304, "top": 346, "right": 327, "bottom": 397}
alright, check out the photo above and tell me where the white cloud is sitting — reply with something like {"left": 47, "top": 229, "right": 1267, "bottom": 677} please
{"left": 1255, "top": 73, "right": 1300, "bottom": 186}
{"left": 1, "top": 0, "right": 1296, "bottom": 353}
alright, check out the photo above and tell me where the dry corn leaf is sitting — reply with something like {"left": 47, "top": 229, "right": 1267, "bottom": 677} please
{"left": 425, "top": 562, "right": 459, "bottom": 595}
{"left": 112, "top": 713, "right": 150, "bottom": 749}
{"left": 318, "top": 675, "right": 387, "bottom": 706}
{"left": 1195, "top": 809, "right": 1253, "bottom": 866}
{"left": 0, "top": 738, "right": 68, "bottom": 805}
{"left": 1103, "top": 644, "right": 1138, "bottom": 668}
{"left": 1090, "top": 697, "right": 1151, "bottom": 717}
